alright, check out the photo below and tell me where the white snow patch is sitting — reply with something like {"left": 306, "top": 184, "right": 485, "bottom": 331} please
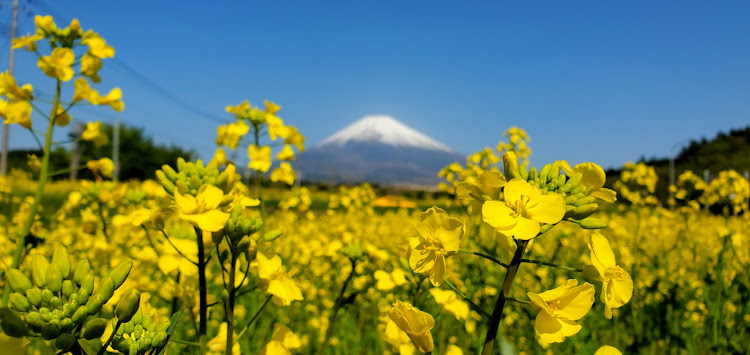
{"left": 318, "top": 115, "right": 454, "bottom": 152}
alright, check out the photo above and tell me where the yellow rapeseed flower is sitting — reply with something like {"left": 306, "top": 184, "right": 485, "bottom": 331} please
{"left": 276, "top": 144, "right": 295, "bottom": 161}
{"left": 584, "top": 233, "right": 633, "bottom": 319}
{"left": 86, "top": 158, "right": 114, "bottom": 178}
{"left": 559, "top": 161, "right": 617, "bottom": 203}
{"left": 215, "top": 120, "right": 250, "bottom": 149}
{"left": 80, "top": 53, "right": 103, "bottom": 83}
{"left": 256, "top": 253, "right": 304, "bottom": 306}
{"left": 12, "top": 33, "right": 44, "bottom": 51}
{"left": 81, "top": 121, "right": 109, "bottom": 146}
{"left": 207, "top": 323, "right": 240, "bottom": 355}
{"left": 284, "top": 126, "right": 305, "bottom": 152}
{"left": 482, "top": 178, "right": 565, "bottom": 240}
{"left": 527, "top": 279, "right": 595, "bottom": 343}
{"left": 260, "top": 324, "right": 301, "bottom": 355}
{"left": 82, "top": 30, "right": 115, "bottom": 59}
{"left": 270, "top": 163, "right": 296, "bottom": 186}
{"left": 248, "top": 145, "right": 272, "bottom": 173}
{"left": 594, "top": 345, "right": 622, "bottom": 355}
{"left": 0, "top": 99, "right": 32, "bottom": 129}
{"left": 387, "top": 301, "right": 435, "bottom": 353}
{"left": 174, "top": 185, "right": 230, "bottom": 232}
{"left": 0, "top": 71, "right": 34, "bottom": 101}
{"left": 34, "top": 15, "right": 57, "bottom": 34}
{"left": 225, "top": 100, "right": 251, "bottom": 119}
{"left": 37, "top": 47, "right": 75, "bottom": 81}
{"left": 409, "top": 207, "right": 465, "bottom": 286}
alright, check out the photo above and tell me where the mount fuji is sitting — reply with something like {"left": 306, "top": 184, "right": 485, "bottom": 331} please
{"left": 297, "top": 115, "right": 464, "bottom": 186}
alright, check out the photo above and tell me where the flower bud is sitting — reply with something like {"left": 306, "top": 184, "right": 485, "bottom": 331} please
{"left": 129, "top": 343, "right": 139, "bottom": 355}
{"left": 54, "top": 333, "right": 77, "bottom": 351}
{"left": 108, "top": 261, "right": 133, "bottom": 290}
{"left": 73, "top": 259, "right": 91, "bottom": 286}
{"left": 41, "top": 322, "right": 60, "bottom": 340}
{"left": 42, "top": 289, "right": 54, "bottom": 303}
{"left": 52, "top": 245, "right": 71, "bottom": 277}
{"left": 539, "top": 164, "right": 551, "bottom": 184}
{"left": 9, "top": 293, "right": 30, "bottom": 312}
{"left": 95, "top": 277, "right": 115, "bottom": 301}
{"left": 262, "top": 229, "right": 283, "bottom": 242}
{"left": 86, "top": 294, "right": 104, "bottom": 314}
{"left": 62, "top": 280, "right": 75, "bottom": 297}
{"left": 26, "top": 288, "right": 42, "bottom": 307}
{"left": 115, "top": 289, "right": 140, "bottom": 323}
{"left": 571, "top": 204, "right": 599, "bottom": 219}
{"left": 152, "top": 332, "right": 167, "bottom": 348}
{"left": 162, "top": 164, "right": 178, "bottom": 181}
{"left": 50, "top": 296, "right": 62, "bottom": 308}
{"left": 72, "top": 305, "right": 88, "bottom": 324}
{"left": 574, "top": 196, "right": 596, "bottom": 207}
{"left": 32, "top": 254, "right": 49, "bottom": 288}
{"left": 46, "top": 262, "right": 64, "bottom": 294}
{"left": 7, "top": 269, "right": 32, "bottom": 292}
{"left": 82, "top": 318, "right": 108, "bottom": 340}
{"left": 503, "top": 151, "right": 520, "bottom": 180}
{"left": 81, "top": 275, "right": 94, "bottom": 295}
{"left": 579, "top": 217, "right": 608, "bottom": 229}
{"left": 562, "top": 172, "right": 582, "bottom": 193}
{"left": 155, "top": 170, "right": 176, "bottom": 194}
{"left": 60, "top": 317, "right": 74, "bottom": 332}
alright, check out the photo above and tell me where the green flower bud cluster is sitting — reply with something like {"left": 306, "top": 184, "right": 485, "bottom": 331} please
{"left": 1, "top": 245, "right": 133, "bottom": 351}
{"left": 111, "top": 304, "right": 170, "bottom": 354}
{"left": 504, "top": 154, "right": 607, "bottom": 229}
{"left": 155, "top": 157, "right": 237, "bottom": 196}
{"left": 223, "top": 205, "right": 263, "bottom": 245}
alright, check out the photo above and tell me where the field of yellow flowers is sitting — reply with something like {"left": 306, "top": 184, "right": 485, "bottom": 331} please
{"left": 2, "top": 15, "right": 749, "bottom": 355}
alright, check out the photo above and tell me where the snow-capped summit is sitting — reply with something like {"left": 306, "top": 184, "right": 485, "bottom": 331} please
{"left": 298, "top": 115, "right": 465, "bottom": 186}
{"left": 318, "top": 115, "right": 453, "bottom": 152}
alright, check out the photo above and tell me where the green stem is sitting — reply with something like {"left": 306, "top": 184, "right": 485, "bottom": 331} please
{"left": 171, "top": 338, "right": 202, "bottom": 347}
{"left": 225, "top": 251, "right": 238, "bottom": 355}
{"left": 459, "top": 249, "right": 508, "bottom": 268}
{"left": 97, "top": 320, "right": 122, "bottom": 355}
{"left": 234, "top": 294, "right": 273, "bottom": 343}
{"left": 319, "top": 258, "right": 357, "bottom": 354}
{"left": 1, "top": 79, "right": 60, "bottom": 307}
{"left": 196, "top": 227, "right": 208, "bottom": 355}
{"left": 443, "top": 279, "right": 490, "bottom": 318}
{"left": 481, "top": 239, "right": 529, "bottom": 355}
{"left": 520, "top": 258, "right": 582, "bottom": 272}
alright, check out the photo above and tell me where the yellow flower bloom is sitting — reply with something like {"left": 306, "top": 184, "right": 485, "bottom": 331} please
{"left": 284, "top": 126, "right": 305, "bottom": 152}
{"left": 82, "top": 30, "right": 115, "bottom": 59}
{"left": 594, "top": 345, "right": 622, "bottom": 355}
{"left": 387, "top": 301, "right": 435, "bottom": 353}
{"left": 174, "top": 185, "right": 230, "bottom": 232}
{"left": 428, "top": 289, "right": 470, "bottom": 322}
{"left": 34, "top": 15, "right": 57, "bottom": 33}
{"left": 207, "top": 323, "right": 240, "bottom": 355}
{"left": 158, "top": 237, "right": 198, "bottom": 277}
{"left": 54, "top": 106, "right": 71, "bottom": 126}
{"left": 80, "top": 53, "right": 103, "bottom": 83}
{"left": 276, "top": 144, "right": 295, "bottom": 161}
{"left": 265, "top": 99, "right": 281, "bottom": 115}
{"left": 215, "top": 120, "right": 249, "bottom": 149}
{"left": 27, "top": 154, "right": 41, "bottom": 171}
{"left": 0, "top": 71, "right": 34, "bottom": 101}
{"left": 260, "top": 324, "right": 301, "bottom": 355}
{"left": 37, "top": 47, "right": 75, "bottom": 81}
{"left": 559, "top": 161, "right": 617, "bottom": 203}
{"left": 482, "top": 178, "right": 566, "bottom": 240}
{"left": 81, "top": 121, "right": 109, "bottom": 146}
{"left": 270, "top": 162, "right": 296, "bottom": 186}
{"left": 96, "top": 87, "right": 124, "bottom": 112}
{"left": 374, "top": 268, "right": 408, "bottom": 291}
{"left": 256, "top": 253, "right": 304, "bottom": 306}
{"left": 225, "top": 100, "right": 251, "bottom": 118}
{"left": 0, "top": 98, "right": 32, "bottom": 129}
{"left": 409, "top": 207, "right": 465, "bottom": 286}
{"left": 583, "top": 233, "right": 633, "bottom": 319}
{"left": 527, "top": 279, "right": 595, "bottom": 343}
{"left": 248, "top": 145, "right": 272, "bottom": 173}
{"left": 12, "top": 33, "right": 44, "bottom": 51}
{"left": 86, "top": 158, "right": 114, "bottom": 178}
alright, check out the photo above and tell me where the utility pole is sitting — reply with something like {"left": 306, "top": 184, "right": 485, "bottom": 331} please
{"left": 112, "top": 118, "right": 120, "bottom": 181}
{"left": 1, "top": 0, "right": 20, "bottom": 176}
{"left": 69, "top": 123, "right": 83, "bottom": 180}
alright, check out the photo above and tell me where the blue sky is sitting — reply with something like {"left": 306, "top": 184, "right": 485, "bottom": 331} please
{"left": 3, "top": 1, "right": 749, "bottom": 170}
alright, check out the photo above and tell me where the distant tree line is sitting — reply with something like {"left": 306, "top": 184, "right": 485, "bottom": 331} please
{"left": 7, "top": 123, "right": 194, "bottom": 181}
{"left": 605, "top": 126, "right": 750, "bottom": 203}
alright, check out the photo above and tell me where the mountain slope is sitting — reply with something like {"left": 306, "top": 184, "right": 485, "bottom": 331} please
{"left": 298, "top": 115, "right": 464, "bottom": 186}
